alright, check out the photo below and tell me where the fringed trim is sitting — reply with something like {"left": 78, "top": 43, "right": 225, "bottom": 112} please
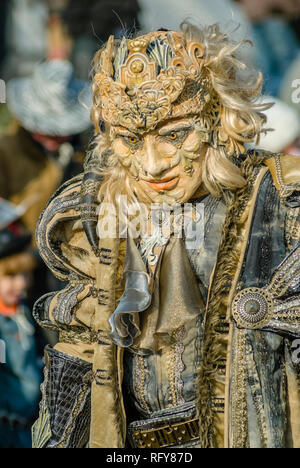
{"left": 196, "top": 150, "right": 268, "bottom": 448}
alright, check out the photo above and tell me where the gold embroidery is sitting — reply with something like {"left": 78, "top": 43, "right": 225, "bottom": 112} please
{"left": 167, "top": 327, "right": 185, "bottom": 407}
{"left": 59, "top": 328, "right": 98, "bottom": 345}
{"left": 81, "top": 180, "right": 101, "bottom": 197}
{"left": 167, "top": 338, "right": 178, "bottom": 407}
{"left": 267, "top": 246, "right": 300, "bottom": 298}
{"left": 274, "top": 154, "right": 285, "bottom": 197}
{"left": 286, "top": 207, "right": 300, "bottom": 253}
{"left": 137, "top": 355, "right": 150, "bottom": 414}
{"left": 230, "top": 328, "right": 249, "bottom": 448}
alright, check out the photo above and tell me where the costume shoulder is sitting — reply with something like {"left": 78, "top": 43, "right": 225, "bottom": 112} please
{"left": 34, "top": 174, "right": 101, "bottom": 333}
{"left": 36, "top": 174, "right": 98, "bottom": 283}
{"left": 264, "top": 153, "right": 300, "bottom": 207}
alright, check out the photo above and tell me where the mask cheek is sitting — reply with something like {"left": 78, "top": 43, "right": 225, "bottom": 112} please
{"left": 113, "top": 141, "right": 132, "bottom": 167}
{"left": 128, "top": 152, "right": 143, "bottom": 179}
{"left": 156, "top": 141, "right": 178, "bottom": 156}
{"left": 182, "top": 132, "right": 202, "bottom": 153}
{"left": 113, "top": 140, "right": 130, "bottom": 157}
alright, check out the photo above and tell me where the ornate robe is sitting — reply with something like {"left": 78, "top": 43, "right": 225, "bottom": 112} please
{"left": 32, "top": 151, "right": 300, "bottom": 448}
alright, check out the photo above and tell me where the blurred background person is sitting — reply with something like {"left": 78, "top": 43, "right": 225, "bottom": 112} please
{"left": 234, "top": 0, "right": 300, "bottom": 26}
{"left": 235, "top": 0, "right": 300, "bottom": 96}
{"left": 138, "top": 0, "right": 254, "bottom": 45}
{"left": 2, "top": 59, "right": 92, "bottom": 238}
{"left": 0, "top": 18, "right": 92, "bottom": 330}
{"left": 0, "top": 203, "right": 42, "bottom": 449}
{"left": 254, "top": 96, "right": 300, "bottom": 155}
{"left": 1, "top": 0, "right": 48, "bottom": 82}
{"left": 0, "top": 0, "right": 141, "bottom": 82}
{"left": 61, "top": 0, "right": 141, "bottom": 80}
{"left": 138, "top": 0, "right": 300, "bottom": 99}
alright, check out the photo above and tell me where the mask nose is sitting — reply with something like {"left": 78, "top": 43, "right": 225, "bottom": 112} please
{"left": 142, "top": 136, "right": 172, "bottom": 178}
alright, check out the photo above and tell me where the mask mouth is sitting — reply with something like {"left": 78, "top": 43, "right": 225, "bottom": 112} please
{"left": 146, "top": 177, "right": 179, "bottom": 192}
{"left": 140, "top": 168, "right": 179, "bottom": 183}
{"left": 148, "top": 176, "right": 177, "bottom": 183}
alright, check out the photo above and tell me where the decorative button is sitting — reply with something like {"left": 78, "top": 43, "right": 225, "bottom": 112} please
{"left": 232, "top": 287, "right": 274, "bottom": 329}
{"left": 130, "top": 60, "right": 145, "bottom": 74}
{"left": 244, "top": 300, "right": 260, "bottom": 315}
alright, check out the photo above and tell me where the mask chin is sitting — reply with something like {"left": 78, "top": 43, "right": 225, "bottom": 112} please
{"left": 144, "top": 187, "right": 186, "bottom": 205}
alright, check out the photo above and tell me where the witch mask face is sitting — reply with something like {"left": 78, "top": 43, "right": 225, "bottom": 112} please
{"left": 110, "top": 116, "right": 206, "bottom": 204}
{"left": 91, "top": 30, "right": 221, "bottom": 204}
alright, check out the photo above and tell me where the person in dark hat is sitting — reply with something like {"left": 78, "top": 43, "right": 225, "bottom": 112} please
{"left": 0, "top": 57, "right": 92, "bottom": 239}
{"left": 0, "top": 200, "right": 42, "bottom": 448}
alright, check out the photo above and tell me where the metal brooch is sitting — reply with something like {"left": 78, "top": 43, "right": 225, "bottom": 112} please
{"left": 232, "top": 287, "right": 274, "bottom": 329}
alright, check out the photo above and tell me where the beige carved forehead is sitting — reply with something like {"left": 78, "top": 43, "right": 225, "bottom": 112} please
{"left": 110, "top": 116, "right": 199, "bottom": 137}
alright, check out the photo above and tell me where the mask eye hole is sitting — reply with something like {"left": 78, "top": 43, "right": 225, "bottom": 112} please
{"left": 167, "top": 131, "right": 178, "bottom": 141}
{"left": 128, "top": 136, "right": 138, "bottom": 144}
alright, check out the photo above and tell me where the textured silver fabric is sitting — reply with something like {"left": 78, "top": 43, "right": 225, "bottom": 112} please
{"left": 40, "top": 346, "right": 93, "bottom": 448}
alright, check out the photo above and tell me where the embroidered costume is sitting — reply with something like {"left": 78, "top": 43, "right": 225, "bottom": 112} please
{"left": 32, "top": 25, "right": 300, "bottom": 448}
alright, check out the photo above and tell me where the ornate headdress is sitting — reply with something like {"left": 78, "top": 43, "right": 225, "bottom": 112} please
{"left": 93, "top": 30, "right": 219, "bottom": 134}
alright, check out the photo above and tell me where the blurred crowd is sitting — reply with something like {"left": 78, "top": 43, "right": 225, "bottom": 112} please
{"left": 0, "top": 0, "right": 299, "bottom": 448}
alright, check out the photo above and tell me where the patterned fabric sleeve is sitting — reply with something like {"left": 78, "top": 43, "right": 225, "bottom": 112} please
{"left": 32, "top": 176, "right": 99, "bottom": 448}
{"left": 32, "top": 346, "right": 93, "bottom": 448}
